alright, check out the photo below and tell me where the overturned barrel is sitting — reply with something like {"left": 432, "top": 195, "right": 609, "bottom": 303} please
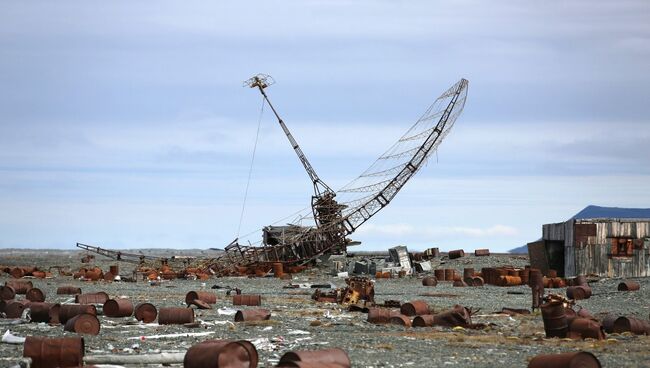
{"left": 0, "top": 285, "right": 15, "bottom": 300}
{"left": 3, "top": 300, "right": 30, "bottom": 318}
{"left": 158, "top": 307, "right": 194, "bottom": 325}
{"left": 75, "top": 292, "right": 109, "bottom": 305}
{"left": 567, "top": 318, "right": 605, "bottom": 340}
{"left": 613, "top": 316, "right": 650, "bottom": 335}
{"left": 23, "top": 336, "right": 85, "bottom": 368}
{"left": 28, "top": 302, "right": 60, "bottom": 324}
{"left": 26, "top": 288, "right": 45, "bottom": 303}
{"left": 64, "top": 313, "right": 101, "bottom": 335}
{"left": 367, "top": 308, "right": 400, "bottom": 324}
{"left": 234, "top": 309, "right": 271, "bottom": 322}
{"left": 5, "top": 280, "right": 32, "bottom": 294}
{"left": 618, "top": 281, "right": 640, "bottom": 291}
{"left": 400, "top": 300, "right": 430, "bottom": 316}
{"left": 279, "top": 348, "right": 350, "bottom": 368}
{"left": 135, "top": 302, "right": 158, "bottom": 323}
{"left": 103, "top": 298, "right": 134, "bottom": 317}
{"left": 58, "top": 304, "right": 97, "bottom": 324}
{"left": 448, "top": 249, "right": 465, "bottom": 259}
{"left": 233, "top": 294, "right": 262, "bottom": 306}
{"left": 528, "top": 351, "right": 601, "bottom": 368}
{"left": 567, "top": 285, "right": 592, "bottom": 300}
{"left": 184, "top": 339, "right": 258, "bottom": 368}
{"left": 412, "top": 314, "right": 436, "bottom": 327}
{"left": 185, "top": 291, "right": 217, "bottom": 305}
{"left": 421, "top": 276, "right": 437, "bottom": 287}
{"left": 389, "top": 314, "right": 412, "bottom": 327}
{"left": 474, "top": 249, "right": 490, "bottom": 257}
{"left": 434, "top": 269, "right": 445, "bottom": 281}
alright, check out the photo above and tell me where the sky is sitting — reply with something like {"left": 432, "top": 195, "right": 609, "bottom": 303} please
{"left": 1, "top": 1, "right": 649, "bottom": 252}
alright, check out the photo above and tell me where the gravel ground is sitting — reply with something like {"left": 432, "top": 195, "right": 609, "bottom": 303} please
{"left": 1, "top": 250, "right": 649, "bottom": 367}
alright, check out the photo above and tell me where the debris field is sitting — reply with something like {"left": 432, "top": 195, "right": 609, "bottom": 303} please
{"left": 1, "top": 249, "right": 649, "bottom": 367}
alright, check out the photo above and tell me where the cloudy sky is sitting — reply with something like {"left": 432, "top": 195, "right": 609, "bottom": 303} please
{"left": 1, "top": 1, "right": 649, "bottom": 252}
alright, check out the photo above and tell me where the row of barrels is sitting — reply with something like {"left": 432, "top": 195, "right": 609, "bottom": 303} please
{"left": 367, "top": 301, "right": 472, "bottom": 329}
{"left": 1, "top": 266, "right": 50, "bottom": 279}
{"left": 22, "top": 335, "right": 351, "bottom": 368}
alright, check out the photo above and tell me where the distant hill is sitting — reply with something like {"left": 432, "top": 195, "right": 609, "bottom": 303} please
{"left": 508, "top": 205, "right": 650, "bottom": 253}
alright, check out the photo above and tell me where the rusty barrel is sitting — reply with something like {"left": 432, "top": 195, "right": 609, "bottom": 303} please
{"left": 507, "top": 269, "right": 520, "bottom": 277}
{"left": 566, "top": 285, "right": 592, "bottom": 300}
{"left": 573, "top": 275, "right": 587, "bottom": 286}
{"left": 234, "top": 309, "right": 271, "bottom": 322}
{"left": 528, "top": 351, "right": 601, "bottom": 368}
{"left": 540, "top": 300, "right": 568, "bottom": 338}
{"left": 551, "top": 277, "right": 566, "bottom": 288}
{"left": 400, "top": 300, "right": 430, "bottom": 316}
{"left": 474, "top": 248, "right": 490, "bottom": 257}
{"left": 233, "top": 294, "right": 262, "bottom": 306}
{"left": 103, "top": 298, "right": 134, "bottom": 317}
{"left": 4, "top": 299, "right": 30, "bottom": 318}
{"left": 109, "top": 265, "right": 119, "bottom": 275}
{"left": 273, "top": 262, "right": 285, "bottom": 278}
{"left": 444, "top": 269, "right": 455, "bottom": 281}
{"left": 432, "top": 305, "right": 471, "bottom": 327}
{"left": 367, "top": 308, "right": 400, "bottom": 324}
{"left": 134, "top": 302, "right": 158, "bottom": 323}
{"left": 158, "top": 307, "right": 194, "bottom": 325}
{"left": 463, "top": 268, "right": 474, "bottom": 280}
{"left": 10, "top": 267, "right": 25, "bottom": 278}
{"left": 84, "top": 269, "right": 103, "bottom": 281}
{"left": 185, "top": 291, "right": 217, "bottom": 305}
{"left": 64, "top": 313, "right": 101, "bottom": 335}
{"left": 453, "top": 280, "right": 467, "bottom": 287}
{"left": 103, "top": 272, "right": 115, "bottom": 282}
{"left": 434, "top": 269, "right": 445, "bottom": 281}
{"left": 184, "top": 339, "right": 258, "bottom": 368}
{"left": 26, "top": 288, "right": 45, "bottom": 302}
{"left": 520, "top": 268, "right": 530, "bottom": 285}
{"left": 412, "top": 314, "right": 436, "bottom": 327}
{"left": 468, "top": 276, "right": 484, "bottom": 287}
{"left": 567, "top": 318, "right": 605, "bottom": 340}
{"left": 0, "top": 285, "right": 15, "bottom": 300}
{"left": 75, "top": 292, "right": 109, "bottom": 305}
{"left": 448, "top": 249, "right": 464, "bottom": 259}
{"left": 613, "top": 316, "right": 650, "bottom": 335}
{"left": 279, "top": 348, "right": 350, "bottom": 368}
{"left": 547, "top": 269, "right": 558, "bottom": 278}
{"left": 497, "top": 275, "right": 521, "bottom": 286}
{"left": 23, "top": 336, "right": 85, "bottom": 368}
{"left": 389, "top": 314, "right": 412, "bottom": 327}
{"left": 56, "top": 286, "right": 81, "bottom": 295}
{"left": 421, "top": 276, "right": 437, "bottom": 287}
{"left": 29, "top": 302, "right": 60, "bottom": 324}
{"left": 601, "top": 314, "right": 618, "bottom": 333}
{"left": 617, "top": 281, "right": 640, "bottom": 291}
{"left": 5, "top": 280, "right": 33, "bottom": 294}
{"left": 58, "top": 304, "right": 97, "bottom": 324}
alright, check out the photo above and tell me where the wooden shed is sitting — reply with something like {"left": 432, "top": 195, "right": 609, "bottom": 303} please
{"left": 527, "top": 206, "right": 650, "bottom": 278}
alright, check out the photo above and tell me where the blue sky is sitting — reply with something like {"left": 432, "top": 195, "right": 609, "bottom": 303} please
{"left": 1, "top": 1, "right": 649, "bottom": 252}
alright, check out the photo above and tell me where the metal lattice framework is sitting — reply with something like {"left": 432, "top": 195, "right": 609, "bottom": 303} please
{"left": 205, "top": 77, "right": 469, "bottom": 274}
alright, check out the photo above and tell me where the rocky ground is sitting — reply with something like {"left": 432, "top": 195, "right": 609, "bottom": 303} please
{"left": 1, "top": 250, "right": 649, "bottom": 367}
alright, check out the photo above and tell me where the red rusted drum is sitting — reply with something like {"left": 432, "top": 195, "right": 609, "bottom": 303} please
{"left": 422, "top": 276, "right": 437, "bottom": 286}
{"left": 0, "top": 285, "right": 15, "bottom": 300}
{"left": 432, "top": 305, "right": 472, "bottom": 328}
{"left": 103, "top": 272, "right": 115, "bottom": 282}
{"left": 10, "top": 267, "right": 25, "bottom": 279}
{"left": 184, "top": 339, "right": 258, "bottom": 368}
{"left": 474, "top": 249, "right": 490, "bottom": 257}
{"left": 573, "top": 275, "right": 587, "bottom": 286}
{"left": 497, "top": 275, "right": 521, "bottom": 286}
{"left": 552, "top": 277, "right": 566, "bottom": 288}
{"left": 75, "top": 292, "right": 109, "bottom": 305}
{"left": 434, "top": 269, "right": 445, "bottom": 281}
{"left": 567, "top": 285, "right": 592, "bottom": 300}
{"left": 412, "top": 314, "right": 436, "bottom": 327}
{"left": 617, "top": 281, "right": 640, "bottom": 291}
{"left": 134, "top": 302, "right": 158, "bottom": 323}
{"left": 161, "top": 271, "right": 177, "bottom": 280}
{"left": 158, "top": 307, "right": 194, "bottom": 325}
{"left": 4, "top": 300, "right": 30, "bottom": 318}
{"left": 32, "top": 271, "right": 47, "bottom": 279}
{"left": 279, "top": 348, "right": 351, "bottom": 368}
{"left": 28, "top": 302, "right": 60, "bottom": 324}
{"left": 444, "top": 269, "right": 455, "bottom": 281}
{"left": 185, "top": 291, "right": 217, "bottom": 305}
{"left": 233, "top": 294, "right": 262, "bottom": 306}
{"left": 613, "top": 316, "right": 650, "bottom": 335}
{"left": 103, "top": 298, "right": 134, "bottom": 317}
{"left": 547, "top": 269, "right": 558, "bottom": 278}
{"left": 64, "top": 313, "right": 100, "bottom": 335}
{"left": 56, "top": 286, "right": 81, "bottom": 295}
{"left": 453, "top": 280, "right": 467, "bottom": 287}
{"left": 389, "top": 314, "right": 412, "bottom": 327}
{"left": 469, "top": 276, "right": 484, "bottom": 286}
{"left": 520, "top": 268, "right": 530, "bottom": 285}
{"left": 507, "top": 269, "right": 519, "bottom": 277}
{"left": 400, "top": 300, "right": 430, "bottom": 316}
{"left": 541, "top": 300, "right": 568, "bottom": 338}
{"left": 84, "top": 269, "right": 103, "bottom": 281}
{"left": 567, "top": 318, "right": 605, "bottom": 340}
{"left": 23, "top": 336, "right": 85, "bottom": 368}
{"left": 448, "top": 249, "right": 464, "bottom": 259}
{"left": 234, "top": 309, "right": 271, "bottom": 322}
{"left": 5, "top": 280, "right": 33, "bottom": 294}
{"left": 58, "top": 304, "right": 97, "bottom": 324}
{"left": 26, "top": 288, "right": 45, "bottom": 303}
{"left": 109, "top": 265, "right": 119, "bottom": 275}
{"left": 367, "top": 308, "right": 400, "bottom": 324}
{"left": 528, "top": 351, "right": 601, "bottom": 368}
{"left": 601, "top": 314, "right": 618, "bottom": 333}
{"left": 463, "top": 268, "right": 475, "bottom": 280}
{"left": 273, "top": 262, "right": 285, "bottom": 278}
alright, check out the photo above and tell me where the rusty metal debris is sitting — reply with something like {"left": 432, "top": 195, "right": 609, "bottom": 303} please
{"left": 613, "top": 316, "right": 650, "bottom": 335}
{"left": 277, "top": 348, "right": 350, "bottom": 368}
{"left": 103, "top": 298, "right": 134, "bottom": 318}
{"left": 134, "top": 302, "right": 158, "bottom": 323}
{"left": 64, "top": 313, "right": 101, "bottom": 335}
{"left": 184, "top": 339, "right": 258, "bottom": 368}
{"left": 158, "top": 307, "right": 195, "bottom": 325}
{"left": 312, "top": 276, "right": 375, "bottom": 310}
{"left": 448, "top": 249, "right": 465, "bottom": 259}
{"left": 400, "top": 300, "right": 430, "bottom": 316}
{"left": 474, "top": 249, "right": 490, "bottom": 257}
{"left": 234, "top": 309, "right": 271, "bottom": 322}
{"left": 22, "top": 336, "right": 85, "bottom": 368}
{"left": 233, "top": 294, "right": 262, "bottom": 306}
{"left": 528, "top": 352, "right": 601, "bottom": 368}
{"left": 58, "top": 304, "right": 97, "bottom": 324}
{"left": 617, "top": 280, "right": 640, "bottom": 291}
{"left": 28, "top": 302, "right": 60, "bottom": 324}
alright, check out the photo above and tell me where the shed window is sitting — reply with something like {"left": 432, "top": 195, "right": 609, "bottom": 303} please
{"left": 611, "top": 238, "right": 633, "bottom": 257}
